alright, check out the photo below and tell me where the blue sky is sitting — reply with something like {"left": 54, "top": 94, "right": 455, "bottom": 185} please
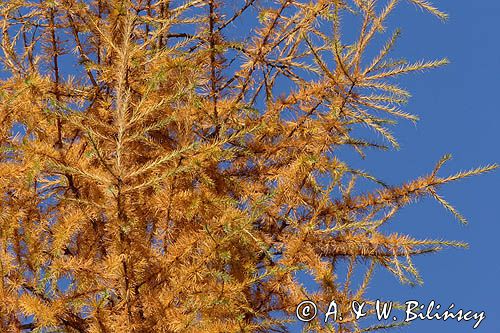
{"left": 289, "top": 1, "right": 499, "bottom": 332}
{"left": 329, "top": 1, "right": 500, "bottom": 332}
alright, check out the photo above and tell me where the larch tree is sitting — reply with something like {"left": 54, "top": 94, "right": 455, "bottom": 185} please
{"left": 0, "top": 0, "right": 495, "bottom": 332}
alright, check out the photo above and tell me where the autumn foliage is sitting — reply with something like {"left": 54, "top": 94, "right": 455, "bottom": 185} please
{"left": 0, "top": 0, "right": 496, "bottom": 332}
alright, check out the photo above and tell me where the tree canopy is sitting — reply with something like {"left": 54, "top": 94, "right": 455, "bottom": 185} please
{"left": 0, "top": 0, "right": 496, "bottom": 332}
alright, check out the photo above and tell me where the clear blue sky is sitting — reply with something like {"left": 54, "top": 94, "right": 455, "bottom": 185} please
{"left": 326, "top": 1, "right": 500, "bottom": 332}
